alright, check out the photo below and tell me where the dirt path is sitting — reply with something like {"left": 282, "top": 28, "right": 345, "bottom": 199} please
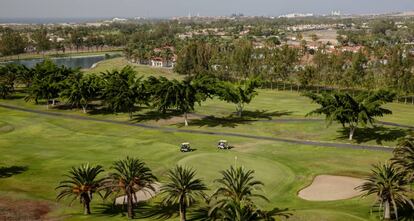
{"left": 0, "top": 103, "right": 393, "bottom": 152}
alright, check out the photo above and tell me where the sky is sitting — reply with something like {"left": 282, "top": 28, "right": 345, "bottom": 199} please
{"left": 1, "top": 0, "right": 414, "bottom": 19}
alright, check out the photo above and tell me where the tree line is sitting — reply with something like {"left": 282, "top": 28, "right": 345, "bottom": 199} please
{"left": 57, "top": 157, "right": 288, "bottom": 220}
{"left": 0, "top": 61, "right": 261, "bottom": 125}
{"left": 173, "top": 39, "right": 414, "bottom": 100}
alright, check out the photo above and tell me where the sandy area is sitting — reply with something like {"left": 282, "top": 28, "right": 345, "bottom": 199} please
{"left": 298, "top": 175, "right": 364, "bottom": 201}
{"left": 115, "top": 183, "right": 160, "bottom": 205}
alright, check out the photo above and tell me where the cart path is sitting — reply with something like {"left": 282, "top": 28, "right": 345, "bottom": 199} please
{"left": 0, "top": 103, "right": 394, "bottom": 152}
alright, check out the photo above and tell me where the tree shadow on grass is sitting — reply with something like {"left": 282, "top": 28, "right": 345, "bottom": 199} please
{"left": 178, "top": 116, "right": 253, "bottom": 128}
{"left": 237, "top": 110, "right": 293, "bottom": 120}
{"left": 131, "top": 110, "right": 183, "bottom": 123}
{"left": 88, "top": 106, "right": 145, "bottom": 116}
{"left": 337, "top": 126, "right": 409, "bottom": 145}
{"left": 0, "top": 166, "right": 28, "bottom": 178}
{"left": 95, "top": 203, "right": 127, "bottom": 217}
{"left": 95, "top": 202, "right": 178, "bottom": 220}
{"left": 189, "top": 206, "right": 291, "bottom": 221}
{"left": 177, "top": 110, "right": 293, "bottom": 128}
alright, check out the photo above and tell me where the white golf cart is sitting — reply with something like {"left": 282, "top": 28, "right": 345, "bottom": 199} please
{"left": 217, "top": 140, "right": 230, "bottom": 150}
{"left": 180, "top": 142, "right": 193, "bottom": 152}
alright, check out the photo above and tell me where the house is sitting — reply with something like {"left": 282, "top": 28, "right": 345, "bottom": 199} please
{"left": 150, "top": 57, "right": 176, "bottom": 68}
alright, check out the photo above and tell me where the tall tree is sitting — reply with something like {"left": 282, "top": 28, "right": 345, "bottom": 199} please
{"left": 357, "top": 163, "right": 413, "bottom": 220}
{"left": 149, "top": 76, "right": 212, "bottom": 126}
{"left": 56, "top": 164, "right": 104, "bottom": 215}
{"left": 102, "top": 157, "right": 158, "bottom": 219}
{"left": 216, "top": 79, "right": 261, "bottom": 117}
{"left": 0, "top": 28, "right": 26, "bottom": 56}
{"left": 101, "top": 66, "right": 147, "bottom": 118}
{"left": 393, "top": 135, "right": 414, "bottom": 184}
{"left": 175, "top": 41, "right": 212, "bottom": 76}
{"left": 161, "top": 166, "right": 207, "bottom": 221}
{"left": 305, "top": 90, "right": 395, "bottom": 140}
{"left": 60, "top": 73, "right": 102, "bottom": 113}
{"left": 25, "top": 60, "right": 76, "bottom": 108}
{"left": 32, "top": 27, "right": 51, "bottom": 54}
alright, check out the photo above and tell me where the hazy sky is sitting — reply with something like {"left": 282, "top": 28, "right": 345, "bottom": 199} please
{"left": 1, "top": 0, "right": 414, "bottom": 18}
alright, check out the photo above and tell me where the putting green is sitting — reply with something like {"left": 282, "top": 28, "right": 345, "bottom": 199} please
{"left": 285, "top": 209, "right": 368, "bottom": 221}
{"left": 178, "top": 152, "right": 295, "bottom": 201}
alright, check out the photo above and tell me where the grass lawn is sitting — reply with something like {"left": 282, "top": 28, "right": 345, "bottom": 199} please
{"left": 85, "top": 58, "right": 183, "bottom": 80}
{"left": 0, "top": 105, "right": 391, "bottom": 221}
{"left": 0, "top": 67, "right": 412, "bottom": 220}
{"left": 2, "top": 89, "right": 411, "bottom": 147}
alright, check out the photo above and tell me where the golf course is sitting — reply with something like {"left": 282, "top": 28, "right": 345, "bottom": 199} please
{"left": 0, "top": 58, "right": 413, "bottom": 220}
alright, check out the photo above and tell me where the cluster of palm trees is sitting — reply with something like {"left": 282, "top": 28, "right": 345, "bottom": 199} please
{"left": 357, "top": 135, "right": 414, "bottom": 220}
{"left": 56, "top": 157, "right": 283, "bottom": 220}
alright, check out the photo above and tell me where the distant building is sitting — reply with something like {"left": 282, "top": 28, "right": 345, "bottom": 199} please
{"left": 278, "top": 13, "right": 314, "bottom": 19}
{"left": 150, "top": 56, "right": 176, "bottom": 68}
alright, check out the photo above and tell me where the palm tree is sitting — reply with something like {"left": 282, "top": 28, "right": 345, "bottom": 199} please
{"left": 213, "top": 166, "right": 268, "bottom": 204}
{"left": 161, "top": 165, "right": 207, "bottom": 221}
{"left": 357, "top": 163, "right": 413, "bottom": 220}
{"left": 102, "top": 157, "right": 158, "bottom": 219}
{"left": 191, "top": 166, "right": 284, "bottom": 221}
{"left": 56, "top": 164, "right": 104, "bottom": 215}
{"left": 393, "top": 135, "right": 414, "bottom": 184}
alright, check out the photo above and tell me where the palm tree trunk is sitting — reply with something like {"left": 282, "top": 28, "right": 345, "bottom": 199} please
{"left": 384, "top": 200, "right": 391, "bottom": 220}
{"left": 127, "top": 192, "right": 134, "bottom": 219}
{"left": 82, "top": 195, "right": 91, "bottom": 215}
{"left": 179, "top": 201, "right": 186, "bottom": 221}
{"left": 82, "top": 104, "right": 87, "bottom": 114}
{"left": 83, "top": 201, "right": 91, "bottom": 215}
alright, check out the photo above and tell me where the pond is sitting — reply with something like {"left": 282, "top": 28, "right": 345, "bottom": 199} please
{"left": 3, "top": 55, "right": 112, "bottom": 69}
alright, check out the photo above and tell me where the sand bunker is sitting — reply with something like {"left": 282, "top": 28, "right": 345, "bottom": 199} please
{"left": 115, "top": 183, "right": 160, "bottom": 205}
{"left": 298, "top": 175, "right": 364, "bottom": 201}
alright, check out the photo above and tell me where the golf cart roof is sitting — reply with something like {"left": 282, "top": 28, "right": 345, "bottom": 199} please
{"left": 182, "top": 142, "right": 190, "bottom": 145}
{"left": 219, "top": 140, "right": 227, "bottom": 143}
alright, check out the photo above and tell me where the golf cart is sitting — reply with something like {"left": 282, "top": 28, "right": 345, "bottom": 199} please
{"left": 217, "top": 140, "right": 230, "bottom": 150}
{"left": 180, "top": 142, "right": 193, "bottom": 152}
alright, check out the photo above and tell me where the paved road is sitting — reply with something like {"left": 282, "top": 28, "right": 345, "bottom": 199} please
{"left": 0, "top": 103, "right": 395, "bottom": 152}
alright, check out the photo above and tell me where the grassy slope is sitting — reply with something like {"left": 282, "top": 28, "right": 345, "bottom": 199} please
{"left": 3, "top": 89, "right": 412, "bottom": 147}
{"left": 0, "top": 60, "right": 412, "bottom": 220}
{"left": 0, "top": 106, "right": 390, "bottom": 221}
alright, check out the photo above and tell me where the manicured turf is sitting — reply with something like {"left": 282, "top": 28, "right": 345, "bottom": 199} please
{"left": 2, "top": 89, "right": 411, "bottom": 147}
{"left": 1, "top": 84, "right": 413, "bottom": 220}
{"left": 0, "top": 106, "right": 391, "bottom": 220}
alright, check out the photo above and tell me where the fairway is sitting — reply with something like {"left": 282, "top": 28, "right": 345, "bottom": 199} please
{"left": 0, "top": 89, "right": 404, "bottom": 220}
